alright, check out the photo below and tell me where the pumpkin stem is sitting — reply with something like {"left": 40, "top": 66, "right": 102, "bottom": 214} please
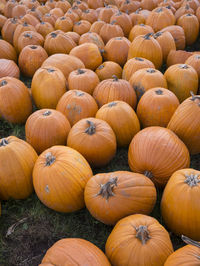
{"left": 75, "top": 90, "right": 84, "bottom": 96}
{"left": 97, "top": 64, "right": 104, "bottom": 70}
{"left": 50, "top": 32, "right": 57, "bottom": 38}
{"left": 112, "top": 75, "right": 119, "bottom": 81}
{"left": 146, "top": 68, "right": 156, "bottom": 73}
{"left": 190, "top": 91, "right": 200, "bottom": 106}
{"left": 0, "top": 138, "right": 9, "bottom": 147}
{"left": 135, "top": 225, "right": 151, "bottom": 245}
{"left": 184, "top": 173, "right": 200, "bottom": 187}
{"left": 24, "top": 33, "right": 32, "bottom": 38}
{"left": 0, "top": 80, "right": 8, "bottom": 87}
{"left": 47, "top": 68, "right": 55, "bottom": 73}
{"left": 179, "top": 64, "right": 189, "bottom": 69}
{"left": 110, "top": 20, "right": 117, "bottom": 25}
{"left": 85, "top": 120, "right": 96, "bottom": 135}
{"left": 181, "top": 235, "right": 200, "bottom": 248}
{"left": 135, "top": 57, "right": 144, "bottom": 61}
{"left": 155, "top": 89, "right": 163, "bottom": 95}
{"left": 96, "top": 177, "right": 118, "bottom": 200}
{"left": 108, "top": 102, "right": 117, "bottom": 107}
{"left": 43, "top": 110, "right": 51, "bottom": 116}
{"left": 135, "top": 8, "right": 142, "bottom": 14}
{"left": 30, "top": 45, "right": 37, "bottom": 49}
{"left": 144, "top": 171, "right": 154, "bottom": 179}
{"left": 45, "top": 152, "right": 56, "bottom": 166}
{"left": 77, "top": 69, "right": 85, "bottom": 75}
{"left": 154, "top": 31, "right": 162, "bottom": 38}
{"left": 144, "top": 33, "right": 153, "bottom": 40}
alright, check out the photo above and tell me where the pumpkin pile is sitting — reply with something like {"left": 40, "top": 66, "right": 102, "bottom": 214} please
{"left": 0, "top": 0, "right": 200, "bottom": 265}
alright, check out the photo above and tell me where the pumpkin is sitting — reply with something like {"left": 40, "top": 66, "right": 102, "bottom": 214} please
{"left": 175, "top": 4, "right": 194, "bottom": 20}
{"left": 18, "top": 45, "right": 48, "bottom": 78}
{"left": 119, "top": 0, "right": 140, "bottom": 14}
{"left": 25, "top": 109, "right": 71, "bottom": 154}
{"left": 64, "top": 9, "right": 80, "bottom": 23}
{"left": 167, "top": 93, "right": 200, "bottom": 155}
{"left": 17, "top": 31, "right": 44, "bottom": 53}
{"left": 73, "top": 20, "right": 92, "bottom": 36}
{"left": 162, "top": 25, "right": 185, "bottom": 50}
{"left": 88, "top": 0, "right": 104, "bottom": 9}
{"left": 0, "top": 77, "right": 32, "bottom": 124}
{"left": 68, "top": 68, "right": 99, "bottom": 95}
{"left": 42, "top": 13, "right": 57, "bottom": 26}
{"left": 81, "top": 9, "right": 98, "bottom": 24}
{"left": 21, "top": 14, "right": 40, "bottom": 27}
{"left": 95, "top": 61, "right": 122, "bottom": 80}
{"left": 128, "top": 24, "right": 154, "bottom": 42}
{"left": 98, "top": 6, "right": 118, "bottom": 23}
{"left": 136, "top": 87, "right": 180, "bottom": 128}
{"left": 70, "top": 6, "right": 83, "bottom": 17}
{"left": 0, "top": 40, "right": 17, "bottom": 62}
{"left": 140, "top": 0, "right": 157, "bottom": 10}
{"left": 154, "top": 31, "right": 176, "bottom": 62}
{"left": 1, "top": 17, "right": 21, "bottom": 45}
{"left": 129, "top": 68, "right": 167, "bottom": 100}
{"left": 0, "top": 59, "right": 20, "bottom": 79}
{"left": 42, "top": 53, "right": 85, "bottom": 79}
{"left": 67, "top": 117, "right": 117, "bottom": 167}
{"left": 49, "top": 7, "right": 64, "bottom": 19}
{"left": 185, "top": 54, "right": 200, "bottom": 79}
{"left": 41, "top": 238, "right": 111, "bottom": 265}
{"left": 72, "top": 0, "right": 88, "bottom": 11}
{"left": 33, "top": 145, "right": 93, "bottom": 212}
{"left": 26, "top": 7, "right": 43, "bottom": 20}
{"left": 90, "top": 20, "right": 106, "bottom": 34}
{"left": 56, "top": 90, "right": 98, "bottom": 126}
{"left": 0, "top": 15, "right": 7, "bottom": 30}
{"left": 181, "top": 0, "right": 200, "bottom": 11}
{"left": 103, "top": 37, "right": 131, "bottom": 66}
{"left": 177, "top": 13, "right": 199, "bottom": 46}
{"left": 55, "top": 0, "right": 71, "bottom": 13}
{"left": 122, "top": 57, "right": 155, "bottom": 81}
{"left": 99, "top": 21, "right": 124, "bottom": 44}
{"left": 69, "top": 43, "right": 102, "bottom": 71}
{"left": 128, "top": 126, "right": 190, "bottom": 186}
{"left": 96, "top": 101, "right": 140, "bottom": 147}
{"left": 166, "top": 50, "right": 193, "bottom": 67}
{"left": 31, "top": 66, "right": 67, "bottom": 109}
{"left": 164, "top": 235, "right": 200, "bottom": 265}
{"left": 164, "top": 64, "right": 198, "bottom": 103}
{"left": 3, "top": 0, "right": 18, "bottom": 18}
{"left": 44, "top": 30, "right": 76, "bottom": 55}
{"left": 110, "top": 11, "right": 132, "bottom": 37}
{"left": 65, "top": 31, "right": 80, "bottom": 44}
{"left": 79, "top": 32, "right": 104, "bottom": 50}
{"left": 12, "top": 3, "right": 28, "bottom": 18}
{"left": 93, "top": 75, "right": 137, "bottom": 108}
{"left": 161, "top": 168, "right": 200, "bottom": 240}
{"left": 54, "top": 16, "right": 73, "bottom": 32}
{"left": 129, "top": 10, "right": 146, "bottom": 26}
{"left": 128, "top": 33, "right": 163, "bottom": 69}
{"left": 85, "top": 171, "right": 156, "bottom": 225}
{"left": 35, "top": 21, "right": 55, "bottom": 38}
{"left": 105, "top": 214, "right": 174, "bottom": 266}
{"left": 0, "top": 136, "right": 38, "bottom": 200}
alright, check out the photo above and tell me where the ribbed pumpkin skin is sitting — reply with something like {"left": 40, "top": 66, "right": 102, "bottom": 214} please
{"left": 67, "top": 118, "right": 117, "bottom": 167}
{"left": 164, "top": 244, "right": 200, "bottom": 266}
{"left": 31, "top": 66, "right": 67, "bottom": 109}
{"left": 96, "top": 101, "right": 140, "bottom": 147}
{"left": 0, "top": 136, "right": 38, "bottom": 200}
{"left": 0, "top": 40, "right": 17, "bottom": 62}
{"left": 162, "top": 25, "right": 185, "bottom": 50}
{"left": 56, "top": 90, "right": 98, "bottom": 126}
{"left": 136, "top": 88, "right": 180, "bottom": 128}
{"left": 105, "top": 214, "right": 174, "bottom": 266}
{"left": 33, "top": 146, "right": 93, "bottom": 213}
{"left": 161, "top": 169, "right": 200, "bottom": 240}
{"left": 0, "top": 59, "right": 20, "bottom": 79}
{"left": 25, "top": 109, "right": 71, "bottom": 154}
{"left": 0, "top": 77, "right": 32, "bottom": 124}
{"left": 95, "top": 61, "right": 122, "bottom": 81}
{"left": 128, "top": 127, "right": 190, "bottom": 186}
{"left": 84, "top": 171, "right": 157, "bottom": 225}
{"left": 41, "top": 238, "right": 111, "bottom": 266}
{"left": 164, "top": 64, "right": 198, "bottom": 103}
{"left": 93, "top": 77, "right": 137, "bottom": 108}
{"left": 167, "top": 95, "right": 200, "bottom": 155}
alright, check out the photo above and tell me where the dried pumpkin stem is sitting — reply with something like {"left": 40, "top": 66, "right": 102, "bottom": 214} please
{"left": 190, "top": 91, "right": 200, "bottom": 105}
{"left": 0, "top": 80, "right": 8, "bottom": 86}
{"left": 43, "top": 110, "right": 51, "bottom": 116}
{"left": 146, "top": 68, "right": 156, "bottom": 73}
{"left": 144, "top": 171, "right": 154, "bottom": 179}
{"left": 179, "top": 64, "right": 189, "bottom": 69}
{"left": 96, "top": 177, "right": 118, "bottom": 200}
{"left": 75, "top": 91, "right": 84, "bottom": 96}
{"left": 85, "top": 120, "right": 96, "bottom": 135}
{"left": 144, "top": 33, "right": 153, "bottom": 40}
{"left": 135, "top": 225, "right": 150, "bottom": 245}
{"left": 77, "top": 69, "right": 85, "bottom": 75}
{"left": 45, "top": 152, "right": 55, "bottom": 166}
{"left": 0, "top": 138, "right": 9, "bottom": 147}
{"left": 108, "top": 102, "right": 117, "bottom": 107}
{"left": 51, "top": 32, "right": 57, "bottom": 38}
{"left": 182, "top": 235, "right": 200, "bottom": 248}
{"left": 184, "top": 173, "right": 200, "bottom": 187}
{"left": 155, "top": 89, "right": 163, "bottom": 95}
{"left": 135, "top": 57, "right": 144, "bottom": 61}
{"left": 112, "top": 75, "right": 119, "bottom": 81}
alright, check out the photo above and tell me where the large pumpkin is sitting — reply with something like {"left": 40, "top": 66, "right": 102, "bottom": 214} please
{"left": 33, "top": 145, "right": 93, "bottom": 212}
{"left": 105, "top": 214, "right": 174, "bottom": 266}
{"left": 84, "top": 171, "right": 156, "bottom": 225}
{"left": 0, "top": 136, "right": 38, "bottom": 200}
{"left": 161, "top": 168, "right": 200, "bottom": 240}
{"left": 25, "top": 109, "right": 71, "bottom": 154}
{"left": 128, "top": 126, "right": 190, "bottom": 186}
{"left": 67, "top": 117, "right": 117, "bottom": 167}
{"left": 41, "top": 238, "right": 111, "bottom": 266}
{"left": 96, "top": 101, "right": 140, "bottom": 147}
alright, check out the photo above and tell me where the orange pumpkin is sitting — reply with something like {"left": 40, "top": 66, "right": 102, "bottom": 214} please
{"left": 17, "top": 31, "right": 44, "bottom": 53}
{"left": 95, "top": 61, "right": 122, "bottom": 80}
{"left": 35, "top": 21, "right": 55, "bottom": 38}
{"left": 31, "top": 66, "right": 67, "bottom": 109}
{"left": 41, "top": 238, "right": 111, "bottom": 265}
{"left": 1, "top": 17, "right": 22, "bottom": 45}
{"left": 136, "top": 88, "right": 180, "bottom": 128}
{"left": 21, "top": 14, "right": 40, "bottom": 27}
{"left": 65, "top": 31, "right": 80, "bottom": 44}
{"left": 105, "top": 214, "right": 174, "bottom": 266}
{"left": 167, "top": 93, "right": 200, "bottom": 155}
{"left": 54, "top": 16, "right": 73, "bottom": 32}
{"left": 99, "top": 21, "right": 124, "bottom": 44}
{"left": 67, "top": 117, "right": 117, "bottom": 167}
{"left": 85, "top": 171, "right": 156, "bottom": 225}
{"left": 185, "top": 54, "right": 200, "bottom": 79}
{"left": 73, "top": 20, "right": 92, "bottom": 35}
{"left": 0, "top": 40, "right": 17, "bottom": 62}
{"left": 56, "top": 90, "right": 98, "bottom": 126}
{"left": 93, "top": 75, "right": 137, "bottom": 108}
{"left": 0, "top": 59, "right": 20, "bottom": 79}
{"left": 161, "top": 168, "right": 200, "bottom": 240}
{"left": 90, "top": 20, "right": 106, "bottom": 34}
{"left": 33, "top": 146, "right": 93, "bottom": 212}
{"left": 166, "top": 50, "right": 193, "bottom": 67}
{"left": 110, "top": 10, "right": 132, "bottom": 37}
{"left": 96, "top": 101, "right": 140, "bottom": 147}
{"left": 162, "top": 25, "right": 185, "bottom": 50}
{"left": 128, "top": 24, "right": 154, "bottom": 42}
{"left": 128, "top": 126, "right": 190, "bottom": 186}
{"left": 81, "top": 9, "right": 98, "bottom": 24}
{"left": 78, "top": 32, "right": 105, "bottom": 50}
{"left": 25, "top": 109, "right": 71, "bottom": 154}
{"left": 0, "top": 136, "right": 38, "bottom": 200}
{"left": 0, "top": 77, "right": 32, "bottom": 124}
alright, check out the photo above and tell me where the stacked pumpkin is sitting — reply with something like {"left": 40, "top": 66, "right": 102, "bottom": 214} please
{"left": 0, "top": 0, "right": 200, "bottom": 265}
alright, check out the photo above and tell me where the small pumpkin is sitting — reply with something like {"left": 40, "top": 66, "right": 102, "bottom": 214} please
{"left": 33, "top": 145, "right": 93, "bottom": 212}
{"left": 110, "top": 10, "right": 132, "bottom": 37}
{"left": 1, "top": 17, "right": 21, "bottom": 45}
{"left": 99, "top": 21, "right": 124, "bottom": 44}
{"left": 79, "top": 31, "right": 105, "bottom": 50}
{"left": 35, "top": 21, "right": 55, "bottom": 38}
{"left": 54, "top": 16, "right": 73, "bottom": 32}
{"left": 95, "top": 61, "right": 122, "bottom": 80}
{"left": 17, "top": 31, "right": 44, "bottom": 53}
{"left": 90, "top": 20, "right": 106, "bottom": 34}
{"left": 73, "top": 20, "right": 92, "bottom": 35}
{"left": 0, "top": 40, "right": 17, "bottom": 62}
{"left": 67, "top": 117, "right": 117, "bottom": 167}
{"left": 21, "top": 14, "right": 40, "bottom": 27}
{"left": 98, "top": 6, "right": 118, "bottom": 23}
{"left": 81, "top": 9, "right": 98, "bottom": 24}
{"left": 65, "top": 31, "right": 80, "bottom": 44}
{"left": 0, "top": 59, "right": 19, "bottom": 79}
